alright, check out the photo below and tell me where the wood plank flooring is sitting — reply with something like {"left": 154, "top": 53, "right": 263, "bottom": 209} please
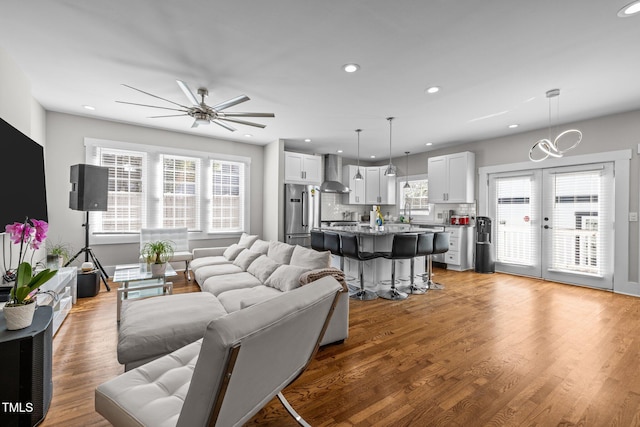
{"left": 40, "top": 269, "right": 640, "bottom": 426}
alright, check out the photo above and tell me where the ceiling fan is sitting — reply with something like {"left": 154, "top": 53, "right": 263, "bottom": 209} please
{"left": 117, "top": 80, "right": 275, "bottom": 131}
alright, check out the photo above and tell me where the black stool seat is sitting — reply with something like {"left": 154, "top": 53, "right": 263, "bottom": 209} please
{"left": 398, "top": 232, "right": 434, "bottom": 295}
{"left": 426, "top": 231, "right": 450, "bottom": 290}
{"left": 341, "top": 234, "right": 379, "bottom": 301}
{"left": 311, "top": 230, "right": 324, "bottom": 251}
{"left": 377, "top": 233, "right": 417, "bottom": 301}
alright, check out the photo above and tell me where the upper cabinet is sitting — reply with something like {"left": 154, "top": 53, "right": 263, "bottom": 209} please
{"left": 364, "top": 166, "right": 396, "bottom": 205}
{"left": 343, "top": 165, "right": 366, "bottom": 204}
{"left": 284, "top": 152, "right": 322, "bottom": 185}
{"left": 427, "top": 151, "right": 475, "bottom": 203}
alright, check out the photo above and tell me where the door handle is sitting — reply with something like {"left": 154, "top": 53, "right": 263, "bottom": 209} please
{"left": 301, "top": 191, "right": 307, "bottom": 227}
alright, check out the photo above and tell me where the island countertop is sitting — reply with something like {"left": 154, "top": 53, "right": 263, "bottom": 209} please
{"left": 317, "top": 224, "right": 446, "bottom": 236}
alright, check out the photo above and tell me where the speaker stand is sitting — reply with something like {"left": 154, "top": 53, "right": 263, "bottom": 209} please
{"left": 65, "top": 211, "right": 110, "bottom": 292}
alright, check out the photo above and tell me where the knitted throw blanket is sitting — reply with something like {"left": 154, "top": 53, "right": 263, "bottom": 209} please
{"left": 299, "top": 268, "right": 347, "bottom": 291}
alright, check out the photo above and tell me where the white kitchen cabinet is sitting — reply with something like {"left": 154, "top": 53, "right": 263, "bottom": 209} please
{"left": 284, "top": 151, "right": 322, "bottom": 185}
{"left": 427, "top": 151, "right": 475, "bottom": 203}
{"left": 436, "top": 226, "right": 473, "bottom": 271}
{"left": 364, "top": 166, "right": 396, "bottom": 205}
{"left": 343, "top": 165, "right": 366, "bottom": 204}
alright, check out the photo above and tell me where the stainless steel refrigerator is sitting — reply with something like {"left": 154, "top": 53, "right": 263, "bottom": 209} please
{"left": 285, "top": 184, "right": 320, "bottom": 247}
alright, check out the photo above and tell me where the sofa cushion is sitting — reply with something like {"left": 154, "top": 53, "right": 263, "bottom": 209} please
{"left": 194, "top": 263, "right": 243, "bottom": 284}
{"left": 247, "top": 255, "right": 281, "bottom": 283}
{"left": 238, "top": 232, "right": 259, "bottom": 248}
{"left": 232, "top": 249, "right": 262, "bottom": 271}
{"left": 117, "top": 293, "right": 227, "bottom": 367}
{"left": 200, "top": 272, "right": 263, "bottom": 296}
{"left": 249, "top": 239, "right": 270, "bottom": 255}
{"left": 267, "top": 241, "right": 296, "bottom": 264}
{"left": 265, "top": 264, "right": 311, "bottom": 292}
{"left": 223, "top": 244, "right": 245, "bottom": 261}
{"left": 190, "top": 255, "right": 230, "bottom": 272}
{"left": 217, "top": 285, "right": 282, "bottom": 313}
{"left": 289, "top": 245, "right": 331, "bottom": 270}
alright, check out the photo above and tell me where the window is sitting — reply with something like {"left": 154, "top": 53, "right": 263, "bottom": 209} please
{"left": 398, "top": 177, "right": 430, "bottom": 215}
{"left": 162, "top": 155, "right": 200, "bottom": 230}
{"left": 210, "top": 160, "right": 245, "bottom": 231}
{"left": 92, "top": 147, "right": 146, "bottom": 234}
{"left": 85, "top": 138, "right": 250, "bottom": 243}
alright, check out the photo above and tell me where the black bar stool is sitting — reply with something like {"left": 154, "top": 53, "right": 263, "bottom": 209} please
{"left": 377, "top": 233, "right": 418, "bottom": 301}
{"left": 324, "top": 232, "right": 356, "bottom": 287}
{"left": 311, "top": 230, "right": 324, "bottom": 251}
{"left": 341, "top": 234, "right": 380, "bottom": 301}
{"left": 398, "top": 232, "right": 433, "bottom": 295}
{"left": 425, "top": 231, "right": 450, "bottom": 290}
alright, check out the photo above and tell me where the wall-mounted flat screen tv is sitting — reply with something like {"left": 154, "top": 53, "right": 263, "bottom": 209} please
{"left": 0, "top": 117, "right": 48, "bottom": 227}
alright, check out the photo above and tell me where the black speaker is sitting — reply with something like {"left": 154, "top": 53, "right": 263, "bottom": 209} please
{"left": 0, "top": 306, "right": 53, "bottom": 427}
{"left": 69, "top": 164, "right": 109, "bottom": 211}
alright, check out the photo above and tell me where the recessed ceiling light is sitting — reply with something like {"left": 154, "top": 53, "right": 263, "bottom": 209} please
{"left": 83, "top": 105, "right": 96, "bottom": 110}
{"left": 425, "top": 142, "right": 433, "bottom": 146}
{"left": 508, "top": 124, "right": 519, "bottom": 129}
{"left": 343, "top": 63, "right": 360, "bottom": 73}
{"left": 425, "top": 86, "right": 440, "bottom": 94}
{"left": 337, "top": 149, "right": 343, "bottom": 153}
{"left": 618, "top": 0, "right": 640, "bottom": 17}
{"left": 304, "top": 138, "right": 312, "bottom": 142}
{"left": 370, "top": 155, "right": 376, "bottom": 159}
{"left": 244, "top": 134, "right": 253, "bottom": 138}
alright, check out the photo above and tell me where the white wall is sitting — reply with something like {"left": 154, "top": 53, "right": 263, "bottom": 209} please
{"left": 262, "top": 139, "right": 284, "bottom": 242}
{"left": 45, "top": 112, "right": 265, "bottom": 268}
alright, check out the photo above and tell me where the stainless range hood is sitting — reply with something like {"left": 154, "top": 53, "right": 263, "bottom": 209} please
{"left": 320, "top": 154, "right": 350, "bottom": 193}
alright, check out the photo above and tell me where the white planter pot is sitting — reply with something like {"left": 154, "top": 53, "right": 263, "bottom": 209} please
{"left": 3, "top": 301, "right": 37, "bottom": 330}
{"left": 150, "top": 263, "right": 167, "bottom": 278}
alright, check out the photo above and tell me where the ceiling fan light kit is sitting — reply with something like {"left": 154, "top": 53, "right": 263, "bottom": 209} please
{"left": 117, "top": 79, "right": 274, "bottom": 132}
{"left": 528, "top": 89, "right": 582, "bottom": 162}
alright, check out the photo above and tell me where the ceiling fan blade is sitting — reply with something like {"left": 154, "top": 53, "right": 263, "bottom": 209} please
{"left": 116, "top": 100, "right": 188, "bottom": 113}
{"left": 212, "top": 95, "right": 250, "bottom": 111}
{"left": 121, "top": 84, "right": 191, "bottom": 109}
{"left": 218, "top": 112, "right": 275, "bottom": 118}
{"left": 212, "top": 119, "right": 236, "bottom": 132}
{"left": 219, "top": 117, "right": 267, "bottom": 129}
{"left": 147, "top": 114, "right": 189, "bottom": 118}
{"left": 176, "top": 80, "right": 200, "bottom": 106}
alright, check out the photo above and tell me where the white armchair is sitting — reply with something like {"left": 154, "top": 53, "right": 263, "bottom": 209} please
{"left": 96, "top": 276, "right": 343, "bottom": 427}
{"left": 140, "top": 227, "right": 193, "bottom": 280}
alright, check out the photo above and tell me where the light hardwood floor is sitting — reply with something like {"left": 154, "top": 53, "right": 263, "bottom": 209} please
{"left": 41, "top": 269, "right": 640, "bottom": 426}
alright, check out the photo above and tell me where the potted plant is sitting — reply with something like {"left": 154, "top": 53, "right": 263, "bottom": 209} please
{"left": 46, "top": 240, "right": 72, "bottom": 268}
{"left": 3, "top": 218, "right": 57, "bottom": 330}
{"left": 140, "top": 240, "right": 175, "bottom": 277}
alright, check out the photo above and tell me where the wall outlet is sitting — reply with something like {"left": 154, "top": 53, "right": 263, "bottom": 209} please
{"left": 630, "top": 212, "right": 638, "bottom": 222}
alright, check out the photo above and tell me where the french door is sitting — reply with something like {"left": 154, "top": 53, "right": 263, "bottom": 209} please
{"left": 489, "top": 163, "right": 614, "bottom": 290}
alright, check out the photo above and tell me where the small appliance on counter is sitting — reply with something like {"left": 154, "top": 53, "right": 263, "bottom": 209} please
{"left": 450, "top": 215, "right": 470, "bottom": 225}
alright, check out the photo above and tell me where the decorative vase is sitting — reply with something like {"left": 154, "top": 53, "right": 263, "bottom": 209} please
{"left": 150, "top": 263, "right": 167, "bottom": 278}
{"left": 3, "top": 300, "right": 37, "bottom": 330}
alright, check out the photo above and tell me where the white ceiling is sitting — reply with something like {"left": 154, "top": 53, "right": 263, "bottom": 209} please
{"left": 2, "top": 1, "right": 640, "bottom": 160}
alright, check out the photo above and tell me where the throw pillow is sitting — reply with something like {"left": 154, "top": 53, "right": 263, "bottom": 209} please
{"left": 223, "top": 244, "right": 245, "bottom": 261}
{"left": 233, "top": 249, "right": 262, "bottom": 271}
{"left": 247, "top": 255, "right": 281, "bottom": 283}
{"left": 267, "top": 240, "right": 296, "bottom": 264}
{"left": 289, "top": 245, "right": 331, "bottom": 270}
{"left": 266, "top": 264, "right": 311, "bottom": 292}
{"left": 250, "top": 239, "right": 270, "bottom": 255}
{"left": 238, "top": 232, "right": 259, "bottom": 248}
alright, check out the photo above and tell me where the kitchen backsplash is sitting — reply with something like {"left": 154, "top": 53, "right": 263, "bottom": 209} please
{"left": 321, "top": 193, "right": 372, "bottom": 221}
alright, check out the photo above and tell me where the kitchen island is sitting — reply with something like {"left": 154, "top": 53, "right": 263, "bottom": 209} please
{"left": 318, "top": 223, "right": 446, "bottom": 292}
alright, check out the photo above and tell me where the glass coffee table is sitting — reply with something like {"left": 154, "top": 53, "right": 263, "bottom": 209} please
{"left": 113, "top": 263, "right": 177, "bottom": 322}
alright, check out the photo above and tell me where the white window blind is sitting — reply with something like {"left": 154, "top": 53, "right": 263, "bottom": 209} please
{"left": 494, "top": 174, "right": 538, "bottom": 266}
{"left": 547, "top": 166, "right": 613, "bottom": 277}
{"left": 161, "top": 154, "right": 200, "bottom": 230}
{"left": 91, "top": 147, "right": 146, "bottom": 233}
{"left": 210, "top": 159, "right": 245, "bottom": 232}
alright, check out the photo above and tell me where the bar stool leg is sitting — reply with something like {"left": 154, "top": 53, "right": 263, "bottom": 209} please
{"left": 398, "top": 258, "right": 427, "bottom": 294}
{"left": 425, "top": 255, "right": 445, "bottom": 290}
{"left": 349, "top": 260, "right": 378, "bottom": 300}
{"left": 378, "top": 260, "right": 408, "bottom": 300}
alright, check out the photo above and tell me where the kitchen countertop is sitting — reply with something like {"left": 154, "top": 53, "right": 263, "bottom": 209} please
{"left": 318, "top": 224, "right": 446, "bottom": 236}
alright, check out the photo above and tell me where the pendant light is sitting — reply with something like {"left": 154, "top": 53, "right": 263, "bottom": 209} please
{"left": 384, "top": 117, "right": 397, "bottom": 176}
{"left": 529, "top": 89, "right": 582, "bottom": 162}
{"left": 403, "top": 151, "right": 411, "bottom": 189}
{"left": 353, "top": 129, "right": 363, "bottom": 181}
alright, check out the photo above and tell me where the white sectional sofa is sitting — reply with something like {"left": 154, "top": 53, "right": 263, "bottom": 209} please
{"left": 117, "top": 234, "right": 349, "bottom": 371}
